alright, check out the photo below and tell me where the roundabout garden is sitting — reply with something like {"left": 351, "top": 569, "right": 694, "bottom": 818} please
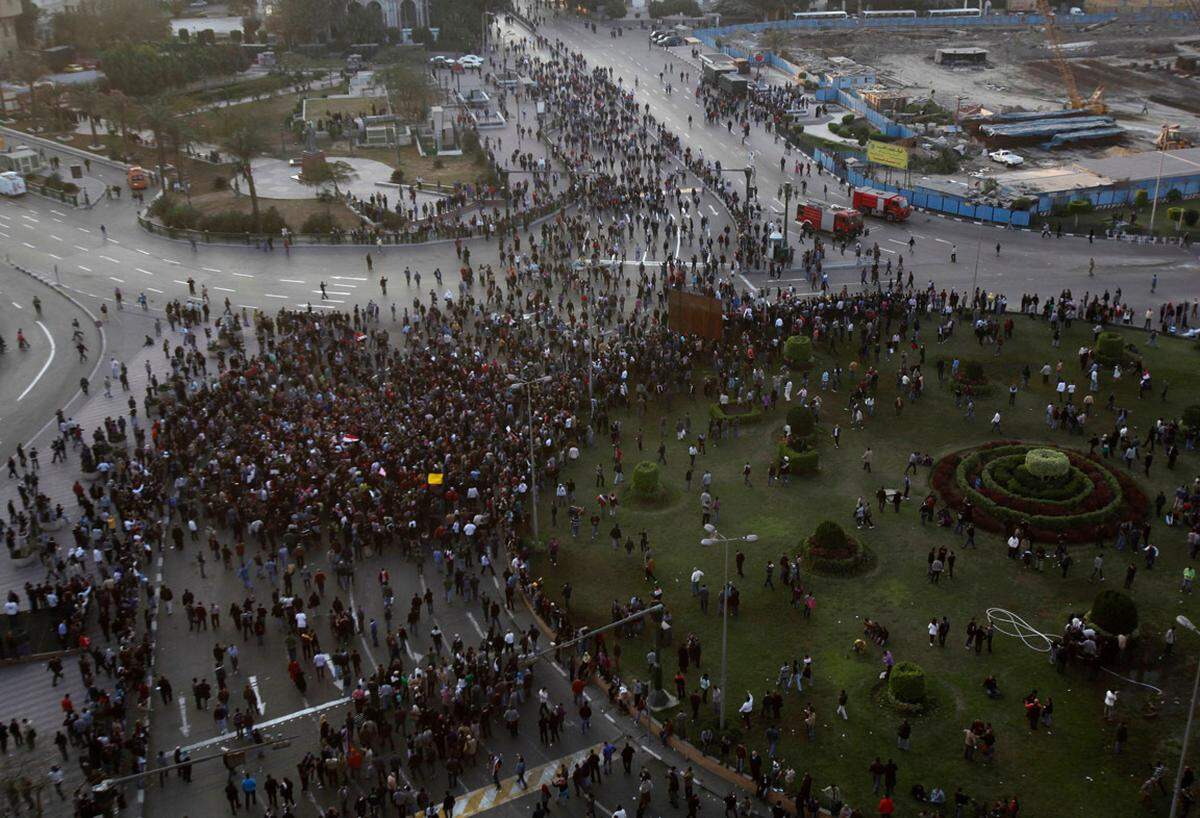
{"left": 931, "top": 441, "right": 1149, "bottom": 542}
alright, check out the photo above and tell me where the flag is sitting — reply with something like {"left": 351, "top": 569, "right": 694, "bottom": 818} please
{"left": 428, "top": 473, "right": 444, "bottom": 486}
{"left": 342, "top": 434, "right": 360, "bottom": 444}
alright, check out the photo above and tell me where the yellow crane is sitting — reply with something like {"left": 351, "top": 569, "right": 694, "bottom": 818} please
{"left": 1034, "top": 0, "right": 1107, "bottom": 114}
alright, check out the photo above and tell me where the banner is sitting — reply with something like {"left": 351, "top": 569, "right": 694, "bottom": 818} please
{"left": 867, "top": 141, "right": 909, "bottom": 170}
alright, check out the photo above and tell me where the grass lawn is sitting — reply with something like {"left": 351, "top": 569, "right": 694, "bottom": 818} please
{"left": 535, "top": 314, "right": 1200, "bottom": 816}
{"left": 302, "top": 96, "right": 390, "bottom": 123}
{"left": 187, "top": 190, "right": 361, "bottom": 230}
{"left": 355, "top": 146, "right": 492, "bottom": 189}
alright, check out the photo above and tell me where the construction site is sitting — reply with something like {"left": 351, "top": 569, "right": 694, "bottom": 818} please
{"left": 717, "top": 7, "right": 1200, "bottom": 219}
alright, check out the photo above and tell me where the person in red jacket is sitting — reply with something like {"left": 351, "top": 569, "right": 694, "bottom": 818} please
{"left": 878, "top": 794, "right": 896, "bottom": 816}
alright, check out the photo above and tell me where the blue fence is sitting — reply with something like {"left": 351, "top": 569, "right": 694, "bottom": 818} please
{"left": 1039, "top": 174, "right": 1200, "bottom": 213}
{"left": 815, "top": 87, "right": 914, "bottom": 139}
{"left": 811, "top": 148, "right": 1033, "bottom": 227}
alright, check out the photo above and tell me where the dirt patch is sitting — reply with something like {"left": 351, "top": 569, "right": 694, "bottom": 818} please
{"left": 303, "top": 96, "right": 390, "bottom": 122}
{"left": 354, "top": 146, "right": 491, "bottom": 187}
{"left": 187, "top": 190, "right": 361, "bottom": 230}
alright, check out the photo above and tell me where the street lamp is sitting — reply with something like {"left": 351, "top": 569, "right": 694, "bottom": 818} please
{"left": 1149, "top": 124, "right": 1179, "bottom": 239}
{"left": 508, "top": 372, "right": 553, "bottom": 541}
{"left": 1169, "top": 614, "right": 1200, "bottom": 818}
{"left": 700, "top": 523, "right": 759, "bottom": 730}
{"left": 585, "top": 327, "right": 620, "bottom": 418}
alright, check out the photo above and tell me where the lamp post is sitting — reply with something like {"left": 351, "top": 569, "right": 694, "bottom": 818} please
{"left": 1170, "top": 615, "right": 1200, "bottom": 818}
{"left": 700, "top": 523, "right": 759, "bottom": 730}
{"left": 508, "top": 372, "right": 553, "bottom": 540}
{"left": 1149, "top": 124, "right": 1179, "bottom": 238}
{"left": 586, "top": 327, "right": 620, "bottom": 418}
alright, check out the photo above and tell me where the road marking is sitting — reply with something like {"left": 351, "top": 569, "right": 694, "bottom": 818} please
{"left": 74, "top": 245, "right": 89, "bottom": 251}
{"left": 47, "top": 253, "right": 62, "bottom": 260}
{"left": 49, "top": 234, "right": 62, "bottom": 241}
{"left": 264, "top": 293, "right": 289, "bottom": 299}
{"left": 162, "top": 258, "right": 181, "bottom": 265}
{"left": 99, "top": 255, "right": 120, "bottom": 263}
{"left": 181, "top": 696, "right": 350, "bottom": 754}
{"left": 202, "top": 267, "right": 222, "bottom": 273}
{"left": 178, "top": 696, "right": 190, "bottom": 737}
{"left": 108, "top": 238, "right": 120, "bottom": 244}
{"left": 739, "top": 274, "right": 759, "bottom": 294}
{"left": 146, "top": 287, "right": 163, "bottom": 294}
{"left": 77, "top": 265, "right": 91, "bottom": 272}
{"left": 887, "top": 239, "right": 907, "bottom": 246}
{"left": 449, "top": 744, "right": 604, "bottom": 818}
{"left": 21, "top": 215, "right": 38, "bottom": 222}
{"left": 136, "top": 268, "right": 154, "bottom": 276}
{"left": 109, "top": 276, "right": 125, "bottom": 283}
{"left": 17, "top": 321, "right": 55, "bottom": 401}
{"left": 232, "top": 272, "right": 254, "bottom": 278}
{"left": 0, "top": 231, "right": 8, "bottom": 238}
{"left": 10, "top": 302, "right": 21, "bottom": 309}
{"left": 50, "top": 209, "right": 66, "bottom": 217}
{"left": 21, "top": 242, "right": 35, "bottom": 249}
{"left": 213, "top": 286, "right": 235, "bottom": 292}
{"left": 173, "top": 280, "right": 188, "bottom": 286}
{"left": 934, "top": 237, "right": 951, "bottom": 245}
{"left": 250, "top": 675, "right": 266, "bottom": 715}
{"left": 136, "top": 248, "right": 151, "bottom": 255}
{"left": 305, "top": 303, "right": 337, "bottom": 309}
{"left": 330, "top": 275, "right": 368, "bottom": 281}
{"left": 279, "top": 278, "right": 306, "bottom": 284}
{"left": 77, "top": 227, "right": 91, "bottom": 233}
{"left": 639, "top": 743, "right": 663, "bottom": 762}
{"left": 466, "top": 612, "right": 485, "bottom": 638}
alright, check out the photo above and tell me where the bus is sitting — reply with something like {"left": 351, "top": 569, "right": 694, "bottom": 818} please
{"left": 928, "top": 7, "right": 982, "bottom": 17}
{"left": 791, "top": 10, "right": 850, "bottom": 19}
{"left": 861, "top": 9, "right": 918, "bottom": 18}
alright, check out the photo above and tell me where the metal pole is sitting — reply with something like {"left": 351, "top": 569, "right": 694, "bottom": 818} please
{"left": 1150, "top": 130, "right": 1167, "bottom": 238}
{"left": 522, "top": 604, "right": 664, "bottom": 666}
{"left": 527, "top": 384, "right": 539, "bottom": 540}
{"left": 719, "top": 538, "right": 729, "bottom": 731}
{"left": 1170, "top": 653, "right": 1200, "bottom": 818}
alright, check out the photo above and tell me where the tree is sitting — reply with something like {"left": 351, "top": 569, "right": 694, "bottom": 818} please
{"left": 377, "top": 62, "right": 434, "bottom": 121}
{"left": 299, "top": 158, "right": 357, "bottom": 198}
{"left": 266, "top": 0, "right": 341, "bottom": 45}
{"left": 1134, "top": 189, "right": 1149, "bottom": 208}
{"left": 1065, "top": 198, "right": 1092, "bottom": 228}
{"left": 138, "top": 96, "right": 182, "bottom": 191}
{"left": 101, "top": 89, "right": 140, "bottom": 155}
{"left": 602, "top": 0, "right": 626, "bottom": 18}
{"left": 7, "top": 53, "right": 47, "bottom": 131}
{"left": 211, "top": 112, "right": 269, "bottom": 227}
{"left": 69, "top": 84, "right": 106, "bottom": 147}
{"left": 51, "top": 0, "right": 168, "bottom": 52}
{"left": 16, "top": 0, "right": 41, "bottom": 49}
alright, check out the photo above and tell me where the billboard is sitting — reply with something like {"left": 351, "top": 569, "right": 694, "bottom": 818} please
{"left": 867, "top": 140, "right": 909, "bottom": 170}
{"left": 667, "top": 290, "right": 724, "bottom": 340}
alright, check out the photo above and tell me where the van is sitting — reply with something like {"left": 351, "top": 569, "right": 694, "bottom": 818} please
{"left": 127, "top": 166, "right": 149, "bottom": 191}
{"left": 0, "top": 171, "right": 26, "bottom": 196}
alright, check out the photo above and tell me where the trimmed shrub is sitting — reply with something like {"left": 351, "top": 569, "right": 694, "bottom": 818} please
{"left": 630, "top": 461, "right": 661, "bottom": 498}
{"left": 709, "top": 403, "right": 765, "bottom": 424}
{"left": 1025, "top": 448, "right": 1070, "bottom": 479}
{"left": 1090, "top": 589, "right": 1138, "bottom": 635}
{"left": 786, "top": 405, "right": 815, "bottom": 438}
{"left": 301, "top": 212, "right": 338, "bottom": 234}
{"left": 783, "top": 335, "right": 814, "bottom": 369}
{"left": 1096, "top": 331, "right": 1125, "bottom": 366}
{"left": 811, "top": 520, "right": 850, "bottom": 555}
{"left": 888, "top": 662, "right": 926, "bottom": 704}
{"left": 779, "top": 445, "right": 819, "bottom": 476}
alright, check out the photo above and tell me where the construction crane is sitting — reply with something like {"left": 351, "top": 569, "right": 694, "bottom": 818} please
{"left": 1034, "top": 0, "right": 1107, "bottom": 114}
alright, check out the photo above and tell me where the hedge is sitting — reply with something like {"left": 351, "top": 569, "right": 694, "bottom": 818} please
{"left": 1089, "top": 589, "right": 1138, "bottom": 635}
{"left": 1096, "top": 331, "right": 1125, "bottom": 366}
{"left": 888, "top": 662, "right": 926, "bottom": 704}
{"left": 630, "top": 461, "right": 661, "bottom": 499}
{"left": 783, "top": 335, "right": 814, "bottom": 369}
{"left": 811, "top": 520, "right": 850, "bottom": 554}
{"left": 785, "top": 405, "right": 816, "bottom": 438}
{"left": 778, "top": 445, "right": 819, "bottom": 476}
{"left": 1025, "top": 448, "right": 1070, "bottom": 479}
{"left": 802, "top": 521, "right": 873, "bottom": 575}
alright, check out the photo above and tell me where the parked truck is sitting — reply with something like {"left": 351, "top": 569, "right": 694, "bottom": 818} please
{"left": 0, "top": 171, "right": 26, "bottom": 197}
{"left": 700, "top": 53, "right": 737, "bottom": 84}
{"left": 717, "top": 73, "right": 749, "bottom": 97}
{"left": 851, "top": 188, "right": 912, "bottom": 222}
{"left": 796, "top": 201, "right": 863, "bottom": 239}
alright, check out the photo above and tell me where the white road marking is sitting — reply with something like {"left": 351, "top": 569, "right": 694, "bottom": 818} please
{"left": 934, "top": 237, "right": 952, "bottom": 245}
{"left": 77, "top": 265, "right": 91, "bottom": 272}
{"left": 250, "top": 675, "right": 266, "bottom": 715}
{"left": 47, "top": 253, "right": 62, "bottom": 260}
{"left": 264, "top": 293, "right": 289, "bottom": 299}
{"left": 21, "top": 242, "right": 35, "bottom": 249}
{"left": 202, "top": 267, "right": 222, "bottom": 273}
{"left": 173, "top": 280, "right": 188, "bottom": 286}
{"left": 136, "top": 248, "right": 151, "bottom": 255}
{"left": 109, "top": 276, "right": 125, "bottom": 283}
{"left": 99, "top": 255, "right": 119, "bottom": 263}
{"left": 279, "top": 278, "right": 306, "bottom": 284}
{"left": 146, "top": 287, "right": 163, "bottom": 294}
{"left": 212, "top": 286, "right": 235, "bottom": 292}
{"left": 10, "top": 302, "right": 21, "bottom": 309}
{"left": 739, "top": 274, "right": 759, "bottom": 294}
{"left": 304, "top": 303, "right": 337, "bottom": 309}
{"left": 77, "top": 227, "right": 91, "bottom": 233}
{"left": 49, "top": 234, "right": 62, "bottom": 241}
{"left": 887, "top": 239, "right": 907, "bottom": 246}
{"left": 466, "top": 612, "right": 485, "bottom": 638}
{"left": 330, "top": 275, "right": 368, "bottom": 281}
{"left": 21, "top": 215, "right": 38, "bottom": 222}
{"left": 50, "top": 209, "right": 66, "bottom": 217}
{"left": 162, "top": 259, "right": 181, "bottom": 265}
{"left": 74, "top": 245, "right": 88, "bottom": 251}
{"left": 136, "top": 268, "right": 154, "bottom": 276}
{"left": 178, "top": 696, "right": 190, "bottom": 737}
{"left": 232, "top": 272, "right": 254, "bottom": 278}
{"left": 0, "top": 231, "right": 9, "bottom": 238}
{"left": 17, "top": 321, "right": 55, "bottom": 401}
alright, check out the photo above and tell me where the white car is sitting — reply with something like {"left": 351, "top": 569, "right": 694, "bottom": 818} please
{"left": 989, "top": 149, "right": 1024, "bottom": 167}
{"left": 458, "top": 55, "right": 484, "bottom": 69}
{"left": 429, "top": 55, "right": 452, "bottom": 68}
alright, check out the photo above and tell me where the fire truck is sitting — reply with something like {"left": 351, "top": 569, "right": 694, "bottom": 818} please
{"left": 795, "top": 201, "right": 864, "bottom": 239}
{"left": 851, "top": 188, "right": 912, "bottom": 222}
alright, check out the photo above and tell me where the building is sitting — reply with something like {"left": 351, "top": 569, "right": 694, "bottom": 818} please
{"left": 860, "top": 87, "right": 910, "bottom": 113}
{"left": 935, "top": 47, "right": 988, "bottom": 66}
{"left": 0, "top": 0, "right": 21, "bottom": 60}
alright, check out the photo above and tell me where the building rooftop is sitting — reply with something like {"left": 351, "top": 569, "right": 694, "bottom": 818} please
{"left": 1076, "top": 147, "right": 1200, "bottom": 183}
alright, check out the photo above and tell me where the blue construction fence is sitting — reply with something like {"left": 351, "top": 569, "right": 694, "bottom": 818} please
{"left": 814, "top": 86, "right": 914, "bottom": 139}
{"left": 1039, "top": 174, "right": 1200, "bottom": 214}
{"left": 811, "top": 148, "right": 1033, "bottom": 227}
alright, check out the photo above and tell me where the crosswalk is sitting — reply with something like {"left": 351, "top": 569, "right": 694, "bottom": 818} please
{"left": 449, "top": 742, "right": 604, "bottom": 818}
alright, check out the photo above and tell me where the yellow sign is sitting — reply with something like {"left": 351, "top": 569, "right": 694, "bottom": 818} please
{"left": 428, "top": 473, "right": 444, "bottom": 486}
{"left": 867, "top": 140, "right": 909, "bottom": 170}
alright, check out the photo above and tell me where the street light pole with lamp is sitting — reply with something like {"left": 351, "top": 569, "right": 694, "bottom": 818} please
{"left": 700, "top": 523, "right": 759, "bottom": 731}
{"left": 1169, "top": 614, "right": 1200, "bottom": 818}
{"left": 507, "top": 372, "right": 553, "bottom": 541}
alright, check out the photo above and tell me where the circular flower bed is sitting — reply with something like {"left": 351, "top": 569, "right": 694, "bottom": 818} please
{"left": 930, "top": 441, "right": 1148, "bottom": 543}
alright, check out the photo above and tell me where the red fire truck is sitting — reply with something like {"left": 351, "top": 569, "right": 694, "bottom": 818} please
{"left": 851, "top": 188, "right": 912, "bottom": 222}
{"left": 795, "top": 201, "right": 864, "bottom": 239}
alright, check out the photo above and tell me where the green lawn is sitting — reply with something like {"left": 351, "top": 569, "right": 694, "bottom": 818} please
{"left": 536, "top": 315, "right": 1200, "bottom": 816}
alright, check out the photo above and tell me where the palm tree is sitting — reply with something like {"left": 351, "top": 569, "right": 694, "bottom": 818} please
{"left": 102, "top": 90, "right": 140, "bottom": 157}
{"left": 138, "top": 97, "right": 179, "bottom": 191}
{"left": 69, "top": 84, "right": 106, "bottom": 148}
{"left": 211, "top": 112, "right": 269, "bottom": 227}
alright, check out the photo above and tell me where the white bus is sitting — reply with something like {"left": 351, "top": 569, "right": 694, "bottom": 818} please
{"left": 861, "top": 9, "right": 918, "bottom": 18}
{"left": 791, "top": 10, "right": 850, "bottom": 19}
{"left": 928, "top": 7, "right": 982, "bottom": 17}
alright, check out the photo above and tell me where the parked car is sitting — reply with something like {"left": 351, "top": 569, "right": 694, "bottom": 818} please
{"left": 458, "top": 54, "right": 484, "bottom": 68}
{"left": 988, "top": 149, "right": 1024, "bottom": 167}
{"left": 429, "top": 55, "right": 452, "bottom": 68}
{"left": 661, "top": 36, "right": 684, "bottom": 46}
